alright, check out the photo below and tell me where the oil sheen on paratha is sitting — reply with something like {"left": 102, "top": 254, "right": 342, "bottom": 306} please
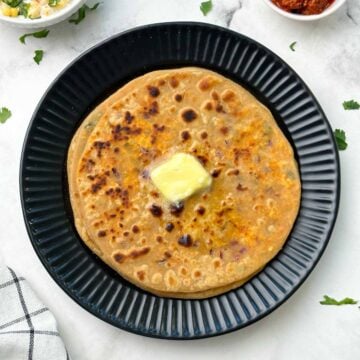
{"left": 68, "top": 67, "right": 301, "bottom": 298}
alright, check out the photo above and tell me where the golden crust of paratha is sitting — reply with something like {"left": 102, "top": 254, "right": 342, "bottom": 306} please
{"left": 68, "top": 67, "right": 301, "bottom": 298}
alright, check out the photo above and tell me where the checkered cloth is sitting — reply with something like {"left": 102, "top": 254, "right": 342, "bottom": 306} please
{"left": 0, "top": 265, "right": 70, "bottom": 360}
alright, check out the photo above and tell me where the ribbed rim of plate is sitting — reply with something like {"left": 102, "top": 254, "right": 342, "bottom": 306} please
{"left": 20, "top": 22, "right": 340, "bottom": 339}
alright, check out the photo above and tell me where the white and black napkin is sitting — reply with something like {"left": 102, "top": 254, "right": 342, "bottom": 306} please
{"left": 0, "top": 264, "right": 70, "bottom": 360}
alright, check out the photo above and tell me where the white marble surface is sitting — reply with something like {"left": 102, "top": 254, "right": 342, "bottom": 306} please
{"left": 1, "top": 0, "right": 360, "bottom": 359}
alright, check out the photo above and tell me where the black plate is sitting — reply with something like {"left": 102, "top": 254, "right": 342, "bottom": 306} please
{"left": 20, "top": 22, "right": 340, "bottom": 339}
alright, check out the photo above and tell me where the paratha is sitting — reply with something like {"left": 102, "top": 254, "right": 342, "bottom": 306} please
{"left": 68, "top": 67, "right": 301, "bottom": 298}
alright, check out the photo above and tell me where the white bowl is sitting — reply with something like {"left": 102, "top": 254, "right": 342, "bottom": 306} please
{"left": 0, "top": 0, "right": 87, "bottom": 29}
{"left": 262, "top": 0, "right": 347, "bottom": 21}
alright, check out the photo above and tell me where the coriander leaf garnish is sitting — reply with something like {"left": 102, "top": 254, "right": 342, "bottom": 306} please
{"left": 290, "top": 41, "right": 297, "bottom": 52}
{"left": 343, "top": 99, "right": 360, "bottom": 110}
{"left": 69, "top": 2, "right": 101, "bottom": 25}
{"left": 19, "top": 29, "right": 50, "bottom": 44}
{"left": 334, "top": 129, "right": 348, "bottom": 151}
{"left": 200, "top": 0, "right": 213, "bottom": 16}
{"left": 19, "top": 2, "right": 30, "bottom": 17}
{"left": 33, "top": 50, "right": 44, "bottom": 65}
{"left": 320, "top": 295, "right": 358, "bottom": 306}
{"left": 49, "top": 0, "right": 61, "bottom": 6}
{"left": 3, "top": 0, "right": 22, "bottom": 7}
{"left": 88, "top": 2, "right": 100, "bottom": 10}
{"left": 0, "top": 107, "right": 12, "bottom": 124}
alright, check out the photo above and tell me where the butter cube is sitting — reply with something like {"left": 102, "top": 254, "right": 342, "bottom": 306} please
{"left": 150, "top": 153, "right": 212, "bottom": 202}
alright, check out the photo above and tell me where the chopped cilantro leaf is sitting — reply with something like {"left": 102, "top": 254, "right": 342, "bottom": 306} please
{"left": 0, "top": 107, "right": 12, "bottom": 124}
{"left": 320, "top": 295, "right": 357, "bottom": 306}
{"left": 290, "top": 41, "right": 297, "bottom": 52}
{"left": 33, "top": 50, "right": 44, "bottom": 65}
{"left": 19, "top": 3, "right": 30, "bottom": 17}
{"left": 69, "top": 2, "right": 101, "bottom": 25}
{"left": 200, "top": 0, "right": 212, "bottom": 16}
{"left": 343, "top": 100, "right": 360, "bottom": 110}
{"left": 3, "top": 0, "right": 22, "bottom": 7}
{"left": 334, "top": 129, "right": 347, "bottom": 151}
{"left": 49, "top": 0, "right": 60, "bottom": 6}
{"left": 19, "top": 29, "right": 50, "bottom": 44}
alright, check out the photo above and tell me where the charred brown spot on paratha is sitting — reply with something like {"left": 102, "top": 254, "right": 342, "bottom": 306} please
{"left": 136, "top": 270, "right": 146, "bottom": 281}
{"left": 211, "top": 168, "right": 222, "bottom": 178}
{"left": 151, "top": 124, "right": 166, "bottom": 144}
{"left": 174, "top": 94, "right": 183, "bottom": 102}
{"left": 149, "top": 204, "right": 163, "bottom": 217}
{"left": 213, "top": 259, "right": 221, "bottom": 269}
{"left": 196, "top": 155, "right": 208, "bottom": 165}
{"left": 200, "top": 131, "right": 208, "bottom": 139}
{"left": 178, "top": 234, "right": 193, "bottom": 247}
{"left": 181, "top": 130, "right": 191, "bottom": 142}
{"left": 198, "top": 78, "right": 210, "bottom": 91}
{"left": 236, "top": 183, "right": 248, "bottom": 191}
{"left": 198, "top": 76, "right": 218, "bottom": 91}
{"left": 226, "top": 168, "right": 239, "bottom": 176}
{"left": 170, "top": 202, "right": 184, "bottom": 217}
{"left": 132, "top": 225, "right": 140, "bottom": 233}
{"left": 113, "top": 247, "right": 150, "bottom": 264}
{"left": 169, "top": 77, "right": 179, "bottom": 88}
{"left": 165, "top": 222, "right": 174, "bottom": 232}
{"left": 220, "top": 126, "right": 229, "bottom": 135}
{"left": 143, "top": 101, "right": 159, "bottom": 118}
{"left": 211, "top": 91, "right": 220, "bottom": 101}
{"left": 221, "top": 89, "right": 235, "bottom": 102}
{"left": 93, "top": 141, "right": 110, "bottom": 157}
{"left": 181, "top": 108, "right": 198, "bottom": 122}
{"left": 98, "top": 230, "right": 107, "bottom": 237}
{"left": 150, "top": 190, "right": 159, "bottom": 198}
{"left": 216, "top": 104, "right": 226, "bottom": 113}
{"left": 84, "top": 158, "right": 95, "bottom": 173}
{"left": 112, "top": 124, "right": 142, "bottom": 141}
{"left": 91, "top": 176, "right": 107, "bottom": 193}
{"left": 111, "top": 167, "right": 120, "bottom": 179}
{"left": 124, "top": 111, "right": 134, "bottom": 124}
{"left": 195, "top": 205, "right": 206, "bottom": 215}
{"left": 133, "top": 247, "right": 150, "bottom": 260}
{"left": 153, "top": 123, "right": 165, "bottom": 132}
{"left": 147, "top": 85, "right": 160, "bottom": 98}
{"left": 113, "top": 252, "right": 125, "bottom": 263}
{"left": 204, "top": 101, "right": 213, "bottom": 111}
{"left": 233, "top": 148, "right": 251, "bottom": 165}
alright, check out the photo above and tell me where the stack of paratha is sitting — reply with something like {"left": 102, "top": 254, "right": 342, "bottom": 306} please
{"left": 67, "top": 67, "right": 301, "bottom": 299}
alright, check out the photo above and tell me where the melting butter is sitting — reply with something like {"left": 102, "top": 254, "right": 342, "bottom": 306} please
{"left": 150, "top": 153, "right": 212, "bottom": 202}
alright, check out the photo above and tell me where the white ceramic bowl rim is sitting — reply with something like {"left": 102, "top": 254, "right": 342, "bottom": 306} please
{"left": 0, "top": 0, "right": 85, "bottom": 26}
{"left": 263, "top": 0, "right": 347, "bottom": 21}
